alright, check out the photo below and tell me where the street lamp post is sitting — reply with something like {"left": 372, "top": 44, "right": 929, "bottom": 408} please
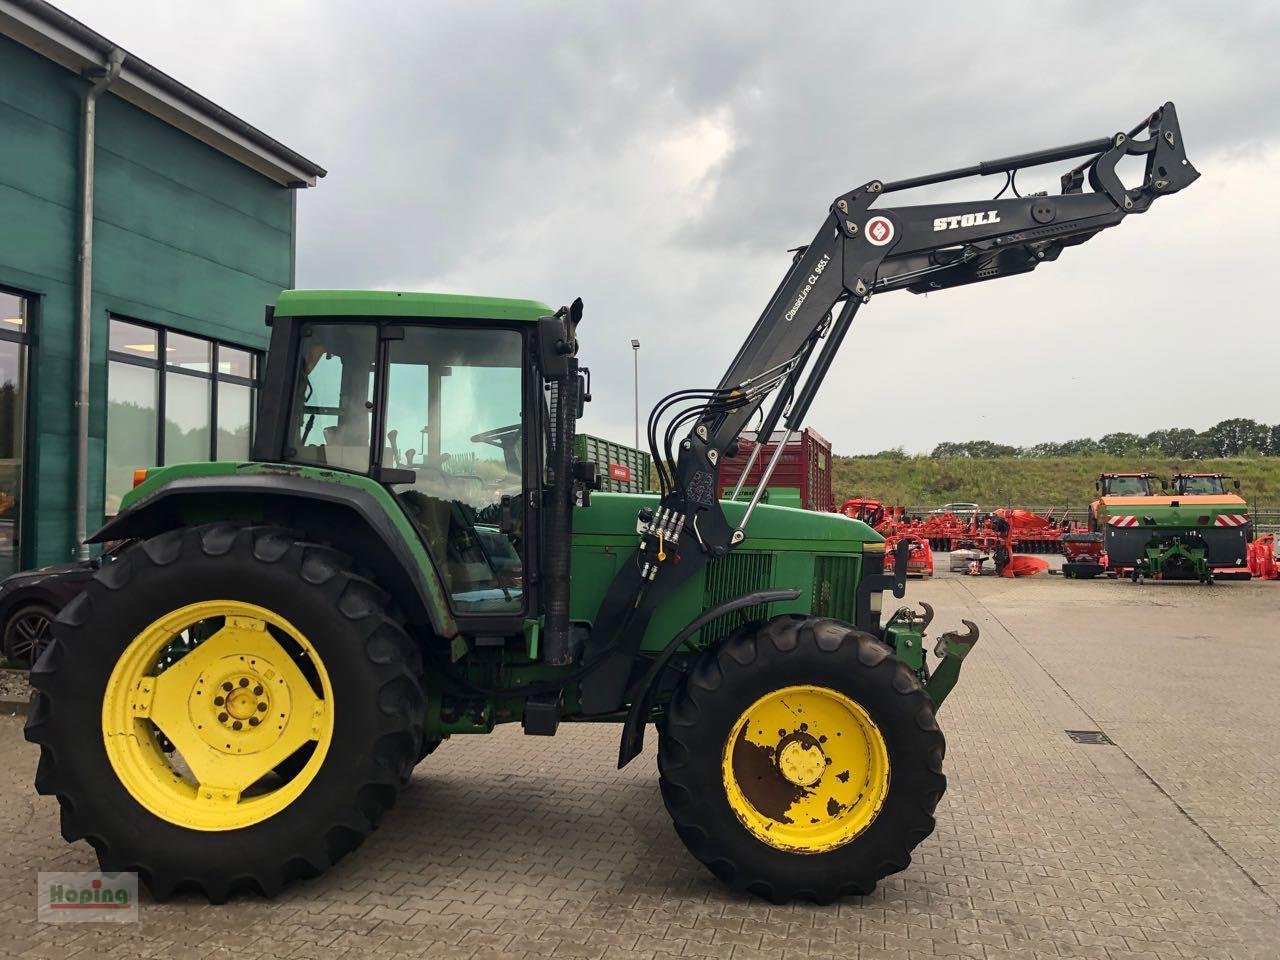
{"left": 630, "top": 339, "right": 641, "bottom": 450}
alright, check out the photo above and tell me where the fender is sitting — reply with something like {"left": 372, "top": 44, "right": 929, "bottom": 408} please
{"left": 615, "top": 587, "right": 801, "bottom": 768}
{"left": 89, "top": 470, "right": 458, "bottom": 638}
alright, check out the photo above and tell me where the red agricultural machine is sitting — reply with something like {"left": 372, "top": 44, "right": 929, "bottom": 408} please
{"left": 888, "top": 534, "right": 935, "bottom": 578}
{"left": 950, "top": 512, "right": 1050, "bottom": 578}
{"left": 909, "top": 508, "right": 1070, "bottom": 553}
{"left": 1248, "top": 534, "right": 1278, "bottom": 580}
{"left": 840, "top": 497, "right": 891, "bottom": 528}
{"left": 1060, "top": 532, "right": 1106, "bottom": 579}
{"left": 838, "top": 499, "right": 932, "bottom": 577}
{"left": 838, "top": 499, "right": 1056, "bottom": 578}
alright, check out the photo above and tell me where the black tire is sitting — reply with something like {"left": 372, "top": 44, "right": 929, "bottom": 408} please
{"left": 25, "top": 523, "right": 425, "bottom": 902}
{"left": 3, "top": 602, "right": 57, "bottom": 669}
{"left": 659, "top": 615, "right": 946, "bottom": 903}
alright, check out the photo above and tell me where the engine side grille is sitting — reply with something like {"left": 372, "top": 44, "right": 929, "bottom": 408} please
{"left": 812, "top": 554, "right": 858, "bottom": 623}
{"left": 697, "top": 551, "right": 774, "bottom": 646}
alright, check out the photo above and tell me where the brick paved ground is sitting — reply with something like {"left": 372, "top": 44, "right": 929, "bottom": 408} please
{"left": 1, "top": 570, "right": 1277, "bottom": 958}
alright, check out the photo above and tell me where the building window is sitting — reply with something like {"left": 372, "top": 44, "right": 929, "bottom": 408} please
{"left": 105, "top": 318, "right": 259, "bottom": 514}
{"left": 0, "top": 289, "right": 30, "bottom": 577}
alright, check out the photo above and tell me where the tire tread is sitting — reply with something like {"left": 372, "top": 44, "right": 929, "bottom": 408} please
{"left": 25, "top": 523, "right": 425, "bottom": 902}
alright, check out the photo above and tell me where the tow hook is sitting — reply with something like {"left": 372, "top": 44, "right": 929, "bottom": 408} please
{"left": 917, "top": 601, "right": 934, "bottom": 631}
{"left": 925, "top": 620, "right": 979, "bottom": 710}
{"left": 933, "top": 619, "right": 978, "bottom": 659}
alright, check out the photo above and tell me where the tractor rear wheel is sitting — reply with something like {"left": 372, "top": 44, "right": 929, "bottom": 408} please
{"left": 658, "top": 615, "right": 946, "bottom": 903}
{"left": 25, "top": 524, "right": 424, "bottom": 902}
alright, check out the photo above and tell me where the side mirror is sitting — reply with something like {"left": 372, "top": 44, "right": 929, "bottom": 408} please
{"left": 1160, "top": 480, "right": 1168, "bottom": 491}
{"left": 577, "top": 368, "right": 591, "bottom": 416}
{"left": 538, "top": 316, "right": 573, "bottom": 379}
{"left": 1234, "top": 479, "right": 1241, "bottom": 490}
{"left": 537, "top": 299, "right": 584, "bottom": 381}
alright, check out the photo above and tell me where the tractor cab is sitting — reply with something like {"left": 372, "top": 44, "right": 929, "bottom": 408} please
{"left": 1097, "top": 472, "right": 1158, "bottom": 497}
{"left": 1089, "top": 472, "right": 1159, "bottom": 530}
{"left": 1171, "top": 473, "right": 1239, "bottom": 496}
{"left": 251, "top": 290, "right": 553, "bottom": 623}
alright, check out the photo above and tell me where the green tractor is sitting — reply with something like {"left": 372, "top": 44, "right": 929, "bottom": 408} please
{"left": 27, "top": 105, "right": 1197, "bottom": 902}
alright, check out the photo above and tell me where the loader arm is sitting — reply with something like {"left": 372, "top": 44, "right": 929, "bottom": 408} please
{"left": 580, "top": 101, "right": 1198, "bottom": 716}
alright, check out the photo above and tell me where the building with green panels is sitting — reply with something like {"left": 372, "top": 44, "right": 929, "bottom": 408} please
{"left": 0, "top": 0, "right": 324, "bottom": 574}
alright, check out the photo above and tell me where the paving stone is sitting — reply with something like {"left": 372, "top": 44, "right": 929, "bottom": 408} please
{"left": 2, "top": 573, "right": 1277, "bottom": 958}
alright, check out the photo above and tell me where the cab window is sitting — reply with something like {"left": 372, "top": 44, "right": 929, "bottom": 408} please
{"left": 1179, "top": 476, "right": 1225, "bottom": 495}
{"left": 381, "top": 326, "right": 525, "bottom": 615}
{"left": 288, "top": 323, "right": 376, "bottom": 471}
{"left": 1107, "top": 476, "right": 1150, "bottom": 496}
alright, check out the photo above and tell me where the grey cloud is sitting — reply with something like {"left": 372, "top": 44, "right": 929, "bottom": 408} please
{"left": 57, "top": 0, "right": 1280, "bottom": 454}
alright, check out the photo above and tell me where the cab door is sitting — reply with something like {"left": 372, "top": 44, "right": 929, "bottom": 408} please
{"left": 376, "top": 323, "right": 534, "bottom": 625}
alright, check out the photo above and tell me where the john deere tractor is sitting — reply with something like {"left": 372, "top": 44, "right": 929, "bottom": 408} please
{"left": 27, "top": 105, "right": 1197, "bottom": 902}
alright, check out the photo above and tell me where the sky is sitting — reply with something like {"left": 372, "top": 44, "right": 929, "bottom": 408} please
{"left": 55, "top": 0, "right": 1280, "bottom": 455}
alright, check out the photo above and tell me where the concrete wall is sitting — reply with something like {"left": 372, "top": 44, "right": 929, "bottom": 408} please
{"left": 0, "top": 33, "right": 294, "bottom": 566}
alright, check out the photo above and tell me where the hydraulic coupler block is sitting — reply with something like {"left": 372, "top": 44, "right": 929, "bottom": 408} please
{"left": 636, "top": 506, "right": 686, "bottom": 582}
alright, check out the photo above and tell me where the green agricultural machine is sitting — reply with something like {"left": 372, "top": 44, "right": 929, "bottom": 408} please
{"left": 1087, "top": 469, "right": 1253, "bottom": 581}
{"left": 1096, "top": 486, "right": 1252, "bottom": 582}
{"left": 28, "top": 105, "right": 1197, "bottom": 903}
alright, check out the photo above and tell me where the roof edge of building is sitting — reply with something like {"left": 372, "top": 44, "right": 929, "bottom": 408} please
{"left": 0, "top": 0, "right": 326, "bottom": 187}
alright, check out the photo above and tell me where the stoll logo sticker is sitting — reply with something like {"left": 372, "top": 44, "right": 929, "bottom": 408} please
{"left": 864, "top": 215, "right": 895, "bottom": 246}
{"left": 38, "top": 872, "right": 138, "bottom": 923}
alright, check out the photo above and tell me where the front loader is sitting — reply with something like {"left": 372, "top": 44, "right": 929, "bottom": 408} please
{"left": 28, "top": 104, "right": 1197, "bottom": 903}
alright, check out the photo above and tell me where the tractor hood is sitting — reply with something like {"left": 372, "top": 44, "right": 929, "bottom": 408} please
{"left": 574, "top": 493, "right": 881, "bottom": 550}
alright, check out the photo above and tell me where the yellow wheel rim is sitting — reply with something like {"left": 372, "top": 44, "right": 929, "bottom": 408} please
{"left": 102, "top": 600, "right": 334, "bottom": 831}
{"left": 722, "top": 685, "right": 890, "bottom": 853}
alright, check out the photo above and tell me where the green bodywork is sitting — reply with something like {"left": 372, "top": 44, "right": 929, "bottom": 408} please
{"left": 1095, "top": 496, "right": 1248, "bottom": 528}
{"left": 1096, "top": 493, "right": 1250, "bottom": 574}
{"left": 571, "top": 493, "right": 879, "bottom": 652}
{"left": 720, "top": 486, "right": 805, "bottom": 509}
{"left": 122, "top": 459, "right": 461, "bottom": 638}
{"left": 273, "top": 289, "right": 552, "bottom": 323}
{"left": 122, "top": 460, "right": 966, "bottom": 736}
{"left": 113, "top": 291, "right": 976, "bottom": 743}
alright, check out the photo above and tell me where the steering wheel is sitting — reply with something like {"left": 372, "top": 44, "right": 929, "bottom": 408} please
{"left": 470, "top": 423, "right": 521, "bottom": 447}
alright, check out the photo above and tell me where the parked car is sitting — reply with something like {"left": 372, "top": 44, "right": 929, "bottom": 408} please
{"left": 0, "top": 545, "right": 128, "bottom": 668}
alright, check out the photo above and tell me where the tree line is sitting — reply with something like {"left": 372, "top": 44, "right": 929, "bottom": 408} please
{"left": 870, "top": 419, "right": 1280, "bottom": 460}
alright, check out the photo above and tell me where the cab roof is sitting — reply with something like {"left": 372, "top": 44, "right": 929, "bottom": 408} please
{"left": 273, "top": 290, "right": 553, "bottom": 323}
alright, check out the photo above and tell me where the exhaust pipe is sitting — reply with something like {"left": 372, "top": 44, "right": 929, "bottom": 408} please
{"left": 539, "top": 300, "right": 583, "bottom": 666}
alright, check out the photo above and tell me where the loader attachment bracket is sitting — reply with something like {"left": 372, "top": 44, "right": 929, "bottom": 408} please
{"left": 925, "top": 620, "right": 979, "bottom": 709}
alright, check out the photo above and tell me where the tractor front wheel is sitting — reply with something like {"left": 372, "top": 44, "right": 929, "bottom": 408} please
{"left": 658, "top": 615, "right": 946, "bottom": 903}
{"left": 25, "top": 524, "right": 425, "bottom": 902}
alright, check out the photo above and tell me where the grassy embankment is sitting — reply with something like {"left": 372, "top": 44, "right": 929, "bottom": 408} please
{"left": 831, "top": 456, "right": 1280, "bottom": 509}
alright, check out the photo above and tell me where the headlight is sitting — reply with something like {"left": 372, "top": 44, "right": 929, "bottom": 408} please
{"left": 870, "top": 592, "right": 882, "bottom": 613}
